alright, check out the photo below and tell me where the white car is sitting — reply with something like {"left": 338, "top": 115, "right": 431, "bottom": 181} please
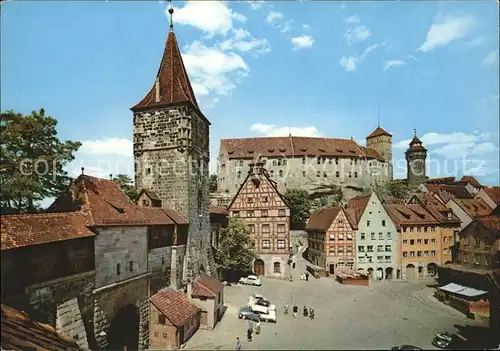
{"left": 247, "top": 296, "right": 276, "bottom": 311}
{"left": 239, "top": 275, "right": 261, "bottom": 286}
{"left": 251, "top": 304, "right": 277, "bottom": 323}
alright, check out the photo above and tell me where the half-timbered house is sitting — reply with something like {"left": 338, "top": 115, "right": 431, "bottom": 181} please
{"left": 227, "top": 162, "right": 291, "bottom": 279}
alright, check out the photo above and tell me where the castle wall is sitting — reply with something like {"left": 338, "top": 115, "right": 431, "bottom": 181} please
{"left": 148, "top": 246, "right": 173, "bottom": 293}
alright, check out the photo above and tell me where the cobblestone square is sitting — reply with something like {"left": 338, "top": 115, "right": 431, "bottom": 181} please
{"left": 185, "top": 256, "right": 487, "bottom": 350}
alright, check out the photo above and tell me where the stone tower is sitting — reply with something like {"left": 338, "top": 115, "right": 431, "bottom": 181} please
{"left": 131, "top": 9, "right": 215, "bottom": 286}
{"left": 405, "top": 130, "right": 427, "bottom": 189}
{"left": 366, "top": 126, "right": 393, "bottom": 180}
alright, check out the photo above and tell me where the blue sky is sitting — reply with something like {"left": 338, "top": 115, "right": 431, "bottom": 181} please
{"left": 2, "top": 0, "right": 499, "bottom": 192}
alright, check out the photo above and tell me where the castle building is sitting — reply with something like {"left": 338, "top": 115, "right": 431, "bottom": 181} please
{"left": 405, "top": 131, "right": 428, "bottom": 189}
{"left": 227, "top": 162, "right": 292, "bottom": 279}
{"left": 216, "top": 127, "right": 393, "bottom": 203}
{"left": 131, "top": 9, "right": 215, "bottom": 282}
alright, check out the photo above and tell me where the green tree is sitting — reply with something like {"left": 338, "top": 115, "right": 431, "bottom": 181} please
{"left": 215, "top": 218, "right": 257, "bottom": 270}
{"left": 366, "top": 181, "right": 410, "bottom": 202}
{"left": 283, "top": 188, "right": 314, "bottom": 229}
{"left": 0, "top": 109, "right": 81, "bottom": 214}
{"left": 112, "top": 174, "right": 138, "bottom": 201}
{"left": 209, "top": 173, "right": 218, "bottom": 193}
{"left": 309, "top": 183, "right": 344, "bottom": 205}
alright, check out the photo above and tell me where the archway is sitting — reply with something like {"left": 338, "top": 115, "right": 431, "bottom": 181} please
{"left": 107, "top": 304, "right": 140, "bottom": 350}
{"left": 385, "top": 267, "right": 393, "bottom": 280}
{"left": 254, "top": 259, "right": 265, "bottom": 276}
{"left": 427, "top": 263, "right": 438, "bottom": 277}
{"left": 367, "top": 268, "right": 374, "bottom": 279}
{"left": 406, "top": 264, "right": 416, "bottom": 279}
{"left": 376, "top": 268, "right": 383, "bottom": 280}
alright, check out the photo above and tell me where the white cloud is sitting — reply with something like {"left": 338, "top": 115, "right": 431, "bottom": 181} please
{"left": 302, "top": 24, "right": 310, "bottom": 29}
{"left": 266, "top": 11, "right": 283, "bottom": 23}
{"left": 339, "top": 42, "right": 385, "bottom": 72}
{"left": 170, "top": 1, "right": 246, "bottom": 37}
{"left": 219, "top": 28, "right": 271, "bottom": 54}
{"left": 384, "top": 59, "right": 406, "bottom": 71}
{"left": 482, "top": 50, "right": 499, "bottom": 66}
{"left": 345, "top": 15, "right": 360, "bottom": 25}
{"left": 183, "top": 41, "right": 250, "bottom": 98}
{"left": 291, "top": 35, "right": 315, "bottom": 50}
{"left": 247, "top": 0, "right": 265, "bottom": 10}
{"left": 344, "top": 25, "right": 371, "bottom": 44}
{"left": 432, "top": 142, "right": 498, "bottom": 159}
{"left": 251, "top": 123, "right": 324, "bottom": 137}
{"left": 393, "top": 131, "right": 487, "bottom": 149}
{"left": 280, "top": 19, "right": 294, "bottom": 33}
{"left": 79, "top": 138, "right": 133, "bottom": 156}
{"left": 418, "top": 14, "right": 476, "bottom": 52}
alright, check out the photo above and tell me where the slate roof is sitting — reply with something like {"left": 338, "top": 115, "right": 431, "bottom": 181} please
{"left": 220, "top": 136, "right": 385, "bottom": 161}
{"left": 366, "top": 127, "right": 392, "bottom": 139}
{"left": 306, "top": 207, "right": 342, "bottom": 232}
{"left": 1, "top": 304, "right": 81, "bottom": 350}
{"left": 384, "top": 203, "right": 439, "bottom": 228}
{"left": 131, "top": 31, "right": 199, "bottom": 111}
{"left": 150, "top": 289, "right": 200, "bottom": 327}
{"left": 192, "top": 271, "right": 224, "bottom": 298}
{"left": 1, "top": 212, "right": 94, "bottom": 251}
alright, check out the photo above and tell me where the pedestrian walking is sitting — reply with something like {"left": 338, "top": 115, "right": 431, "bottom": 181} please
{"left": 284, "top": 304, "right": 289, "bottom": 315}
{"left": 305, "top": 272, "right": 309, "bottom": 281}
{"left": 236, "top": 337, "right": 242, "bottom": 350}
{"left": 247, "top": 328, "right": 253, "bottom": 342}
{"left": 293, "top": 305, "right": 298, "bottom": 318}
{"left": 303, "top": 306, "right": 308, "bottom": 317}
{"left": 309, "top": 308, "right": 314, "bottom": 320}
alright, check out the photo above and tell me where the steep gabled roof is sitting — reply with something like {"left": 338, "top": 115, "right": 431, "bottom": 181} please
{"left": 131, "top": 31, "right": 198, "bottom": 111}
{"left": 306, "top": 207, "right": 342, "bottom": 231}
{"left": 483, "top": 186, "right": 500, "bottom": 205}
{"left": 192, "top": 271, "right": 224, "bottom": 298}
{"left": 459, "top": 175, "right": 482, "bottom": 188}
{"left": 366, "top": 127, "right": 392, "bottom": 139}
{"left": 150, "top": 289, "right": 200, "bottom": 327}
{"left": 345, "top": 195, "right": 370, "bottom": 226}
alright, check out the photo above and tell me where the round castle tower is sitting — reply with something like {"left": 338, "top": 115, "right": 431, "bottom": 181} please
{"left": 366, "top": 127, "right": 393, "bottom": 180}
{"left": 405, "top": 130, "right": 427, "bottom": 188}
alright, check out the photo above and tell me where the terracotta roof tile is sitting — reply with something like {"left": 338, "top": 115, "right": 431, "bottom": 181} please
{"left": 346, "top": 195, "right": 370, "bottom": 226}
{"left": 344, "top": 208, "right": 360, "bottom": 230}
{"left": 209, "top": 205, "right": 228, "bottom": 215}
{"left": 1, "top": 212, "right": 94, "bottom": 251}
{"left": 139, "top": 188, "right": 162, "bottom": 201}
{"left": 47, "top": 175, "right": 184, "bottom": 226}
{"left": 384, "top": 203, "right": 439, "bottom": 228}
{"left": 131, "top": 31, "right": 198, "bottom": 111}
{"left": 425, "top": 176, "right": 456, "bottom": 184}
{"left": 306, "top": 207, "right": 342, "bottom": 231}
{"left": 220, "top": 136, "right": 385, "bottom": 161}
{"left": 458, "top": 176, "right": 481, "bottom": 187}
{"left": 192, "top": 271, "right": 224, "bottom": 298}
{"left": 426, "top": 184, "right": 473, "bottom": 200}
{"left": 484, "top": 187, "right": 500, "bottom": 205}
{"left": 456, "top": 198, "right": 493, "bottom": 218}
{"left": 412, "top": 193, "right": 461, "bottom": 224}
{"left": 1, "top": 304, "right": 81, "bottom": 350}
{"left": 366, "top": 127, "right": 392, "bottom": 139}
{"left": 150, "top": 289, "right": 200, "bottom": 327}
{"left": 410, "top": 135, "right": 422, "bottom": 145}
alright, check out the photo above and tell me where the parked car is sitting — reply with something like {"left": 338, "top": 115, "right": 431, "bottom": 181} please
{"left": 250, "top": 304, "right": 277, "bottom": 323}
{"left": 432, "top": 332, "right": 454, "bottom": 349}
{"left": 239, "top": 275, "right": 262, "bottom": 286}
{"left": 238, "top": 307, "right": 260, "bottom": 322}
{"left": 248, "top": 297, "right": 276, "bottom": 311}
{"left": 391, "top": 345, "right": 423, "bottom": 350}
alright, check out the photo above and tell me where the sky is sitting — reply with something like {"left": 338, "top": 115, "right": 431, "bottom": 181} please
{"left": 2, "top": 0, "right": 499, "bottom": 203}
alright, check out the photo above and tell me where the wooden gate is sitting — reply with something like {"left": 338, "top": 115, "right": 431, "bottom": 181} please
{"left": 254, "top": 259, "right": 265, "bottom": 276}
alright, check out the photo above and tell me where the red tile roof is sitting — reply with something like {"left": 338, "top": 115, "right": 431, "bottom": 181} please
{"left": 131, "top": 31, "right": 199, "bottom": 111}
{"left": 384, "top": 204, "right": 439, "bottom": 228}
{"left": 410, "top": 135, "right": 422, "bottom": 145}
{"left": 150, "top": 289, "right": 200, "bottom": 327}
{"left": 425, "top": 176, "right": 456, "bottom": 184}
{"left": 366, "top": 127, "right": 392, "bottom": 139}
{"left": 1, "top": 212, "right": 94, "bottom": 251}
{"left": 456, "top": 198, "right": 493, "bottom": 218}
{"left": 484, "top": 186, "right": 500, "bottom": 205}
{"left": 411, "top": 193, "right": 461, "bottom": 224}
{"left": 345, "top": 195, "right": 370, "bottom": 226}
{"left": 459, "top": 176, "right": 481, "bottom": 187}
{"left": 139, "top": 188, "right": 162, "bottom": 201}
{"left": 1, "top": 304, "right": 81, "bottom": 350}
{"left": 426, "top": 184, "right": 473, "bottom": 200}
{"left": 48, "top": 175, "right": 185, "bottom": 226}
{"left": 192, "top": 271, "right": 224, "bottom": 298}
{"left": 209, "top": 205, "right": 228, "bottom": 215}
{"left": 306, "top": 207, "right": 342, "bottom": 231}
{"left": 220, "top": 136, "right": 385, "bottom": 161}
{"left": 479, "top": 214, "right": 500, "bottom": 234}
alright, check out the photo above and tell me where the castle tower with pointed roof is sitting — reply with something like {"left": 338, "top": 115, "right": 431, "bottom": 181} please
{"left": 366, "top": 126, "right": 393, "bottom": 180}
{"left": 405, "top": 130, "right": 427, "bottom": 188}
{"left": 131, "top": 6, "right": 214, "bottom": 287}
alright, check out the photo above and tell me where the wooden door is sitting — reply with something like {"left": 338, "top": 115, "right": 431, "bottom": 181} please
{"left": 254, "top": 259, "right": 265, "bottom": 276}
{"left": 201, "top": 311, "right": 208, "bottom": 327}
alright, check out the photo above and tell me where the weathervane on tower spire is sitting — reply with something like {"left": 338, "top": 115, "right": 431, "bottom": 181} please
{"left": 414, "top": 128, "right": 417, "bottom": 136}
{"left": 168, "top": 0, "right": 174, "bottom": 32}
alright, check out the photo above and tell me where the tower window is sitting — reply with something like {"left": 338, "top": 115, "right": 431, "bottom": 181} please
{"left": 302, "top": 157, "right": 306, "bottom": 164}
{"left": 239, "top": 160, "right": 243, "bottom": 167}
{"left": 279, "top": 170, "right": 284, "bottom": 177}
{"left": 146, "top": 168, "right": 151, "bottom": 175}
{"left": 302, "top": 171, "right": 306, "bottom": 177}
{"left": 336, "top": 171, "right": 340, "bottom": 177}
{"left": 335, "top": 158, "right": 339, "bottom": 165}
{"left": 116, "top": 264, "right": 121, "bottom": 275}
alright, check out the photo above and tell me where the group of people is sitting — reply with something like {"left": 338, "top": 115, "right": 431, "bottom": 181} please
{"left": 300, "top": 271, "right": 310, "bottom": 281}
{"left": 283, "top": 304, "right": 315, "bottom": 319}
{"left": 246, "top": 318, "right": 261, "bottom": 342}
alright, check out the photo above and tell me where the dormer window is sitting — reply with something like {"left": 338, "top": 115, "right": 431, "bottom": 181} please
{"left": 143, "top": 199, "right": 150, "bottom": 207}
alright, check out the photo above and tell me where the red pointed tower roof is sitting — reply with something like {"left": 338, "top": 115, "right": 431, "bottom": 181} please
{"left": 366, "top": 127, "right": 392, "bottom": 139}
{"left": 131, "top": 8, "right": 198, "bottom": 111}
{"left": 407, "top": 129, "right": 427, "bottom": 152}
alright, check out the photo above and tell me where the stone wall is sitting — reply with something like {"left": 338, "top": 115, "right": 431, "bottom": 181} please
{"left": 148, "top": 246, "right": 173, "bottom": 293}
{"left": 216, "top": 153, "right": 390, "bottom": 199}
{"left": 93, "top": 275, "right": 150, "bottom": 349}
{"left": 94, "top": 226, "right": 149, "bottom": 289}
{"left": 406, "top": 151, "right": 427, "bottom": 188}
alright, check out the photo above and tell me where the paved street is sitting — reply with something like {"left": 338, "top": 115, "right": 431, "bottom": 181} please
{"left": 185, "top": 252, "right": 487, "bottom": 350}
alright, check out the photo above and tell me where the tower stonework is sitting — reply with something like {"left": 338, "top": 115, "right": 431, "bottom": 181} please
{"left": 366, "top": 127, "right": 393, "bottom": 180}
{"left": 131, "top": 27, "right": 215, "bottom": 287}
{"left": 405, "top": 132, "right": 427, "bottom": 189}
